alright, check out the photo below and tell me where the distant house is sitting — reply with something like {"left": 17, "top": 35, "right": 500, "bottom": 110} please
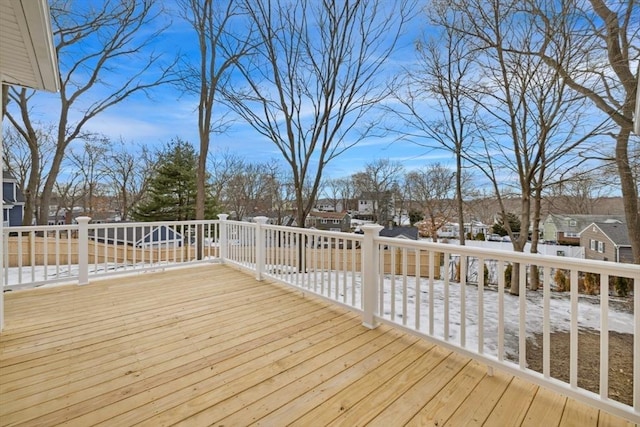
{"left": 314, "top": 198, "right": 344, "bottom": 213}
{"left": 580, "top": 221, "right": 633, "bottom": 264}
{"left": 89, "top": 224, "right": 184, "bottom": 248}
{"left": 305, "top": 211, "right": 351, "bottom": 232}
{"left": 356, "top": 191, "right": 395, "bottom": 224}
{"left": 2, "top": 171, "right": 25, "bottom": 227}
{"left": 436, "top": 221, "right": 490, "bottom": 239}
{"left": 543, "top": 214, "right": 625, "bottom": 245}
{"left": 379, "top": 225, "right": 419, "bottom": 240}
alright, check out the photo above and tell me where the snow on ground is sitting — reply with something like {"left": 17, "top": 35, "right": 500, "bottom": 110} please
{"left": 292, "top": 270, "right": 634, "bottom": 361}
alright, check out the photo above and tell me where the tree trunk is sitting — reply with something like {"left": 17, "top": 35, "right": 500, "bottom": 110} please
{"left": 510, "top": 194, "right": 531, "bottom": 295}
{"left": 456, "top": 155, "right": 465, "bottom": 245}
{"left": 529, "top": 188, "right": 543, "bottom": 291}
{"left": 616, "top": 128, "right": 640, "bottom": 263}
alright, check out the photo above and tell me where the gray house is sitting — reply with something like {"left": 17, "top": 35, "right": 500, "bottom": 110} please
{"left": 305, "top": 211, "right": 352, "bottom": 232}
{"left": 2, "top": 171, "right": 25, "bottom": 227}
{"left": 379, "top": 225, "right": 419, "bottom": 240}
{"left": 543, "top": 214, "right": 625, "bottom": 245}
{"left": 580, "top": 221, "right": 633, "bottom": 264}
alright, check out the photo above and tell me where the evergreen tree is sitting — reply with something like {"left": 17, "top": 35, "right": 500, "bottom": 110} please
{"left": 491, "top": 212, "right": 521, "bottom": 237}
{"left": 132, "top": 139, "right": 217, "bottom": 221}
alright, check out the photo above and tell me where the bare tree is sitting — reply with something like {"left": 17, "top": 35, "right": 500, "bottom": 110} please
{"left": 68, "top": 139, "right": 109, "bottom": 215}
{"left": 222, "top": 161, "right": 278, "bottom": 221}
{"left": 100, "top": 139, "right": 153, "bottom": 220}
{"left": 321, "top": 177, "right": 358, "bottom": 213}
{"left": 2, "top": 124, "right": 57, "bottom": 224}
{"left": 267, "top": 168, "right": 296, "bottom": 226}
{"left": 4, "top": 0, "right": 177, "bottom": 225}
{"left": 524, "top": 0, "right": 639, "bottom": 263}
{"left": 392, "top": 4, "right": 480, "bottom": 244}
{"left": 223, "top": 0, "right": 415, "bottom": 229}
{"left": 209, "top": 149, "right": 245, "bottom": 203}
{"left": 52, "top": 175, "right": 83, "bottom": 224}
{"left": 405, "top": 164, "right": 458, "bottom": 239}
{"left": 352, "top": 159, "right": 405, "bottom": 225}
{"left": 547, "top": 168, "right": 609, "bottom": 215}
{"left": 177, "top": 0, "right": 252, "bottom": 224}
{"left": 440, "top": 0, "right": 598, "bottom": 293}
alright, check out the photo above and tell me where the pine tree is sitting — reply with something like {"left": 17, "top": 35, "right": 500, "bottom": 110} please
{"left": 491, "top": 212, "right": 521, "bottom": 237}
{"left": 132, "top": 139, "right": 217, "bottom": 221}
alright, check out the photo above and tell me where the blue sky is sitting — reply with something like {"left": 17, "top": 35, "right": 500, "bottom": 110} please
{"left": 4, "top": 0, "right": 456, "bottom": 181}
{"left": 4, "top": 0, "right": 629, "bottom": 192}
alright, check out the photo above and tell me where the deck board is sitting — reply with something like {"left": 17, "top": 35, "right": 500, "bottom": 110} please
{"left": 0, "top": 264, "right": 635, "bottom": 426}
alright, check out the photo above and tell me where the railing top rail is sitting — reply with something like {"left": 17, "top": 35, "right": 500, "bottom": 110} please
{"left": 375, "top": 235, "right": 640, "bottom": 278}
{"left": 226, "top": 219, "right": 639, "bottom": 277}
{"left": 2, "top": 224, "right": 80, "bottom": 232}
{"left": 258, "top": 222, "right": 365, "bottom": 239}
{"left": 2, "top": 219, "right": 222, "bottom": 234}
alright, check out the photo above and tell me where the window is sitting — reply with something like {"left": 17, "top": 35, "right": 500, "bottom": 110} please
{"left": 333, "top": 219, "right": 341, "bottom": 224}
{"left": 565, "top": 232, "right": 579, "bottom": 238}
{"left": 598, "top": 241, "right": 605, "bottom": 253}
{"left": 590, "top": 239, "right": 596, "bottom": 250}
{"left": 569, "top": 220, "right": 577, "bottom": 227}
{"left": 320, "top": 219, "right": 327, "bottom": 224}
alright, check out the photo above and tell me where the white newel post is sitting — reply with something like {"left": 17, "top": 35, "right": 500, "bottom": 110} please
{"left": 361, "top": 224, "right": 384, "bottom": 329}
{"left": 217, "top": 214, "right": 229, "bottom": 262}
{"left": 76, "top": 216, "right": 91, "bottom": 285}
{"left": 254, "top": 216, "right": 268, "bottom": 281}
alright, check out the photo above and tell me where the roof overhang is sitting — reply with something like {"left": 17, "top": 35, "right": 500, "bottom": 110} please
{"left": 0, "top": 0, "right": 59, "bottom": 92}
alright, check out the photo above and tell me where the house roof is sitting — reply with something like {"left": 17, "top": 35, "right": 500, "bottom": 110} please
{"left": 585, "top": 222, "right": 631, "bottom": 247}
{"left": 359, "top": 191, "right": 392, "bottom": 200}
{"left": 89, "top": 225, "right": 183, "bottom": 246}
{"left": 545, "top": 214, "right": 625, "bottom": 234}
{"left": 307, "top": 211, "right": 350, "bottom": 220}
{"left": 0, "top": 0, "right": 59, "bottom": 91}
{"left": 379, "top": 226, "right": 419, "bottom": 240}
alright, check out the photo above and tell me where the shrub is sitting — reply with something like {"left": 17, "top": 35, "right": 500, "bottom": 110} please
{"left": 475, "top": 232, "right": 485, "bottom": 241}
{"left": 583, "top": 272, "right": 600, "bottom": 295}
{"left": 504, "top": 264, "right": 512, "bottom": 286}
{"left": 610, "top": 276, "right": 632, "bottom": 297}
{"left": 554, "top": 269, "right": 570, "bottom": 292}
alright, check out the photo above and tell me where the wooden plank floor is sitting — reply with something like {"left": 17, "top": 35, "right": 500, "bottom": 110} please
{"left": 0, "top": 265, "right": 635, "bottom": 426}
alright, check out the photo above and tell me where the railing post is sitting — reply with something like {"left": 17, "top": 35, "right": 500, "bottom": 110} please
{"left": 76, "top": 216, "right": 91, "bottom": 285}
{"left": 361, "top": 224, "right": 384, "bottom": 329}
{"left": 254, "top": 216, "right": 268, "bottom": 281}
{"left": 217, "top": 214, "right": 229, "bottom": 262}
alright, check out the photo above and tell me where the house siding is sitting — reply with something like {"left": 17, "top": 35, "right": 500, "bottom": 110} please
{"left": 618, "top": 247, "right": 634, "bottom": 264}
{"left": 305, "top": 213, "right": 351, "bottom": 232}
{"left": 580, "top": 225, "right": 617, "bottom": 262}
{"left": 542, "top": 219, "right": 558, "bottom": 242}
{"left": 3, "top": 178, "right": 25, "bottom": 226}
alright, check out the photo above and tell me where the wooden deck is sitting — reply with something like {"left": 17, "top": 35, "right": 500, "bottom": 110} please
{"left": 0, "top": 265, "right": 635, "bottom": 426}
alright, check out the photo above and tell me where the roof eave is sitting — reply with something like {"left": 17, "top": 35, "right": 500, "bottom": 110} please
{"left": 1, "top": 0, "right": 59, "bottom": 92}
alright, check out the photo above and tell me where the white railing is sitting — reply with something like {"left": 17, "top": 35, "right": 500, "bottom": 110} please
{"left": 221, "top": 218, "right": 639, "bottom": 424}
{"left": 1, "top": 215, "right": 638, "bottom": 422}
{"left": 2, "top": 217, "right": 221, "bottom": 289}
